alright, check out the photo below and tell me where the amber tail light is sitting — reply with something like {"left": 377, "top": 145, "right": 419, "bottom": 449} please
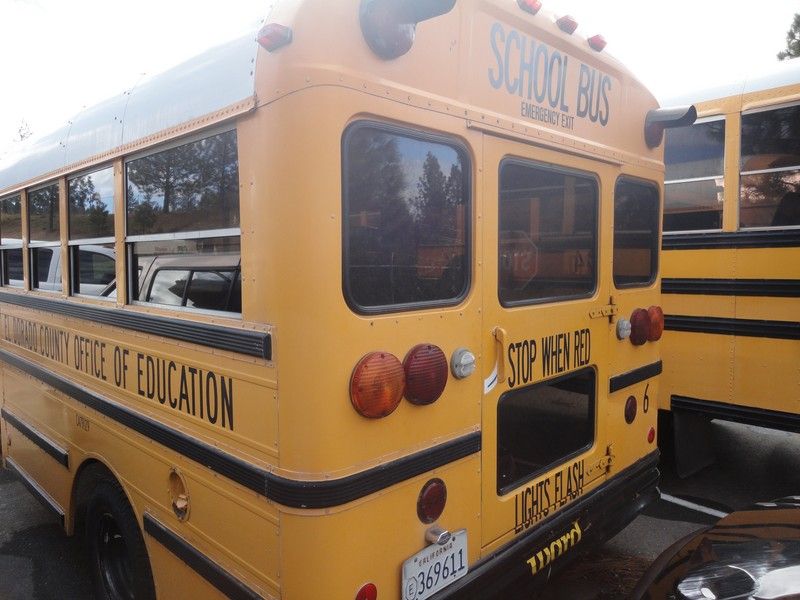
{"left": 647, "top": 306, "right": 664, "bottom": 341}
{"left": 350, "top": 352, "right": 405, "bottom": 418}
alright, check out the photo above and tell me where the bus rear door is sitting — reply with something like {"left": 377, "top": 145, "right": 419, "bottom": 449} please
{"left": 480, "top": 135, "right": 612, "bottom": 556}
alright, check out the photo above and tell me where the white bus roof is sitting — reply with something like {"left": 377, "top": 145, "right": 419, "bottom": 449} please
{"left": 660, "top": 58, "right": 800, "bottom": 107}
{"left": 0, "top": 31, "right": 259, "bottom": 194}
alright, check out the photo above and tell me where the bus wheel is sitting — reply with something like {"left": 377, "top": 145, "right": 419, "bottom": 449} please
{"left": 85, "top": 474, "right": 155, "bottom": 600}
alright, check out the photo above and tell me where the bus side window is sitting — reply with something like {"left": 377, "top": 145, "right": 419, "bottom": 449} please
{"left": 663, "top": 119, "right": 725, "bottom": 232}
{"left": 125, "top": 129, "right": 242, "bottom": 315}
{"left": 740, "top": 103, "right": 800, "bottom": 228}
{"left": 613, "top": 179, "right": 659, "bottom": 287}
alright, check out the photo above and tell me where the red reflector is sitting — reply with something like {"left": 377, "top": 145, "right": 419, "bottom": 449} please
{"left": 350, "top": 352, "right": 405, "bottom": 418}
{"left": 624, "top": 395, "right": 637, "bottom": 424}
{"left": 417, "top": 478, "right": 447, "bottom": 524}
{"left": 588, "top": 34, "right": 607, "bottom": 51}
{"left": 648, "top": 427, "right": 656, "bottom": 444}
{"left": 629, "top": 308, "right": 651, "bottom": 346}
{"left": 404, "top": 344, "right": 448, "bottom": 405}
{"left": 647, "top": 306, "right": 665, "bottom": 341}
{"left": 556, "top": 15, "right": 578, "bottom": 34}
{"left": 257, "top": 23, "right": 293, "bottom": 52}
{"left": 355, "top": 582, "right": 378, "bottom": 600}
{"left": 517, "top": 0, "right": 542, "bottom": 15}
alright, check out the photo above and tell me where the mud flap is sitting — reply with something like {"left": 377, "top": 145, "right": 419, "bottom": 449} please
{"left": 672, "top": 409, "right": 716, "bottom": 478}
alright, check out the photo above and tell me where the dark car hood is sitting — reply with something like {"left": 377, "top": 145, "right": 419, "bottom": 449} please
{"left": 633, "top": 497, "right": 800, "bottom": 600}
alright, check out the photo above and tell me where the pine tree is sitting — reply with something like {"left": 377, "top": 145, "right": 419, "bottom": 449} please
{"left": 777, "top": 13, "right": 800, "bottom": 60}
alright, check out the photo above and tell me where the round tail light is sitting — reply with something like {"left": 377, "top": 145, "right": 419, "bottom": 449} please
{"left": 629, "top": 308, "right": 651, "bottom": 346}
{"left": 350, "top": 352, "right": 405, "bottom": 418}
{"left": 404, "top": 344, "right": 448, "bottom": 405}
{"left": 624, "top": 395, "right": 637, "bottom": 424}
{"left": 355, "top": 582, "right": 378, "bottom": 600}
{"left": 648, "top": 427, "right": 656, "bottom": 444}
{"left": 647, "top": 306, "right": 664, "bottom": 341}
{"left": 417, "top": 478, "right": 447, "bottom": 524}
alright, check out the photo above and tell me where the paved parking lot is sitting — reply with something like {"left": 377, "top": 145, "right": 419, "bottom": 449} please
{"left": 1, "top": 419, "right": 799, "bottom": 599}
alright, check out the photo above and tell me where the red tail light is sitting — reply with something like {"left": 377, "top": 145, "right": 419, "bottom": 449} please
{"left": 624, "top": 395, "right": 637, "bottom": 424}
{"left": 417, "top": 478, "right": 447, "bottom": 524}
{"left": 588, "top": 34, "right": 606, "bottom": 51}
{"left": 647, "top": 306, "right": 664, "bottom": 341}
{"left": 648, "top": 427, "right": 656, "bottom": 444}
{"left": 404, "top": 344, "right": 448, "bottom": 405}
{"left": 355, "top": 583, "right": 378, "bottom": 600}
{"left": 629, "top": 308, "right": 651, "bottom": 346}
{"left": 517, "top": 0, "right": 542, "bottom": 15}
{"left": 556, "top": 15, "right": 578, "bottom": 34}
{"left": 256, "top": 23, "right": 293, "bottom": 52}
{"left": 350, "top": 352, "right": 405, "bottom": 418}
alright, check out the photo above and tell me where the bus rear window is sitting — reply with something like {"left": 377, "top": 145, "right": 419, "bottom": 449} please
{"left": 498, "top": 161, "right": 597, "bottom": 305}
{"left": 497, "top": 369, "right": 595, "bottom": 495}
{"left": 613, "top": 179, "right": 659, "bottom": 287}
{"left": 343, "top": 124, "right": 470, "bottom": 312}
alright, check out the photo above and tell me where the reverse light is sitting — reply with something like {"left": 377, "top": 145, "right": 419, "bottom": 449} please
{"left": 624, "top": 395, "right": 637, "bottom": 424}
{"left": 616, "top": 318, "right": 632, "bottom": 341}
{"left": 404, "top": 344, "right": 448, "bottom": 405}
{"left": 517, "top": 0, "right": 542, "bottom": 15}
{"left": 355, "top": 582, "right": 378, "bottom": 600}
{"left": 360, "top": 0, "right": 457, "bottom": 60}
{"left": 256, "top": 23, "right": 293, "bottom": 52}
{"left": 629, "top": 308, "right": 651, "bottom": 346}
{"left": 588, "top": 34, "right": 607, "bottom": 52}
{"left": 451, "top": 347, "right": 476, "bottom": 379}
{"left": 556, "top": 15, "right": 578, "bottom": 34}
{"left": 647, "top": 306, "right": 665, "bottom": 342}
{"left": 417, "top": 478, "right": 447, "bottom": 524}
{"left": 350, "top": 352, "right": 405, "bottom": 418}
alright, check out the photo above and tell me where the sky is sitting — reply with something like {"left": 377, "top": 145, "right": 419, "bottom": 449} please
{"left": 0, "top": 0, "right": 797, "bottom": 159}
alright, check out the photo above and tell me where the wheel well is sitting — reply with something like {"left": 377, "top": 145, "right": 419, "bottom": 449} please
{"left": 69, "top": 459, "right": 117, "bottom": 537}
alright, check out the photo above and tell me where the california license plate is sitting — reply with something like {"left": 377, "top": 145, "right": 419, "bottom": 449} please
{"left": 401, "top": 529, "right": 468, "bottom": 600}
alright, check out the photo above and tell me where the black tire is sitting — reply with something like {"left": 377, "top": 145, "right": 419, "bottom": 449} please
{"left": 84, "top": 473, "right": 156, "bottom": 600}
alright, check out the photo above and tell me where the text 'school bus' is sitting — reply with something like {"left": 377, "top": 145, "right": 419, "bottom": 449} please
{"left": 0, "top": 1, "right": 689, "bottom": 598}
{"left": 659, "top": 59, "right": 800, "bottom": 475}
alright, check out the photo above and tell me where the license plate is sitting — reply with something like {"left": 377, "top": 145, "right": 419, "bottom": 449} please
{"left": 401, "top": 529, "right": 468, "bottom": 600}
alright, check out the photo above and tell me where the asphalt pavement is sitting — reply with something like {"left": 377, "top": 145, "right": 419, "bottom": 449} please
{"left": 1, "top": 419, "right": 799, "bottom": 599}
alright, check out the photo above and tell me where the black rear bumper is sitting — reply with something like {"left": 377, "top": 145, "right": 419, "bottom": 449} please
{"left": 434, "top": 451, "right": 660, "bottom": 599}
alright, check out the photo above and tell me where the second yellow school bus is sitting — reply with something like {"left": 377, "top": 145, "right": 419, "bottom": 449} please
{"left": 0, "top": 1, "right": 686, "bottom": 598}
{"left": 659, "top": 59, "right": 800, "bottom": 472}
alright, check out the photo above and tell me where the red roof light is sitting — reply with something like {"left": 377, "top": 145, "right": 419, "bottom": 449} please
{"left": 257, "top": 23, "right": 293, "bottom": 52}
{"left": 517, "top": 0, "right": 542, "bottom": 15}
{"left": 588, "top": 34, "right": 607, "bottom": 52}
{"left": 556, "top": 15, "right": 578, "bottom": 34}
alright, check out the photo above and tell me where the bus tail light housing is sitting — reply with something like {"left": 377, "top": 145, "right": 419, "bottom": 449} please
{"left": 404, "top": 344, "right": 448, "bottom": 405}
{"left": 647, "top": 306, "right": 664, "bottom": 341}
{"left": 417, "top": 478, "right": 447, "bottom": 523}
{"left": 624, "top": 395, "right": 637, "bottom": 424}
{"left": 256, "top": 24, "right": 293, "bottom": 52}
{"left": 629, "top": 308, "right": 651, "bottom": 346}
{"left": 360, "top": 0, "right": 457, "bottom": 60}
{"left": 350, "top": 352, "right": 405, "bottom": 418}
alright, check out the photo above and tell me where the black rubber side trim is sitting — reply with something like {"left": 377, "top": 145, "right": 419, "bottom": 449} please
{"left": 0, "top": 348, "right": 481, "bottom": 508}
{"left": 662, "top": 229, "right": 800, "bottom": 250}
{"left": 609, "top": 361, "right": 662, "bottom": 394}
{"left": 664, "top": 315, "right": 800, "bottom": 340}
{"left": 662, "top": 278, "right": 800, "bottom": 297}
{"left": 0, "top": 291, "right": 271, "bottom": 360}
{"left": 1, "top": 408, "right": 69, "bottom": 468}
{"left": 5, "top": 456, "right": 65, "bottom": 526}
{"left": 144, "top": 514, "right": 263, "bottom": 600}
{"left": 671, "top": 396, "right": 800, "bottom": 434}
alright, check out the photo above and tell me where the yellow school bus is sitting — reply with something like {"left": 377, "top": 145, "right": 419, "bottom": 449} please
{"left": 0, "top": 1, "right": 686, "bottom": 598}
{"left": 659, "top": 59, "right": 800, "bottom": 473}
